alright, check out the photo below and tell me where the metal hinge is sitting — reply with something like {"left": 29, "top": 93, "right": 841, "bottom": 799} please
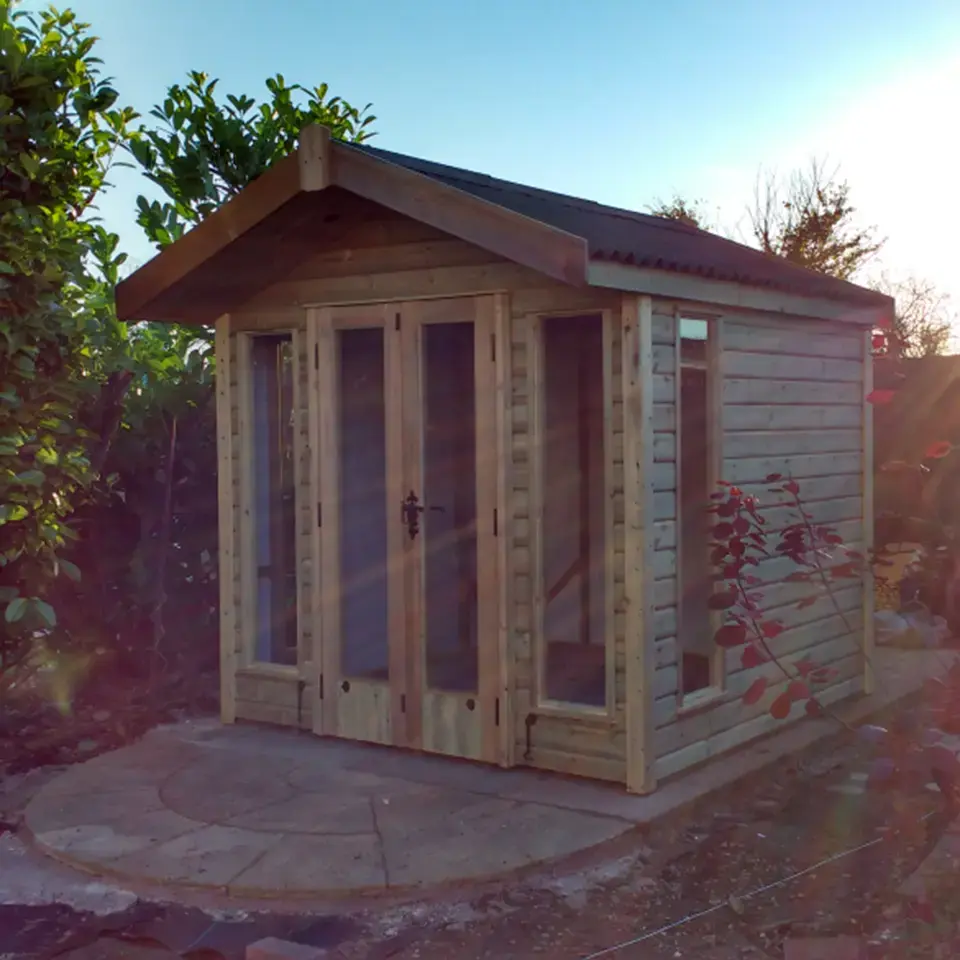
{"left": 495, "top": 697, "right": 500, "bottom": 727}
{"left": 319, "top": 673, "right": 324, "bottom": 699}
{"left": 395, "top": 312, "right": 401, "bottom": 331}
{"left": 317, "top": 501, "right": 322, "bottom": 528}
{"left": 314, "top": 342, "right": 319, "bottom": 369}
{"left": 400, "top": 693, "right": 406, "bottom": 713}
{"left": 490, "top": 332, "right": 496, "bottom": 363}
{"left": 493, "top": 507, "right": 498, "bottom": 537}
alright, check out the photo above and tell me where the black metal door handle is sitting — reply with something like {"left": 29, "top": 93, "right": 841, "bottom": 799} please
{"left": 402, "top": 491, "right": 446, "bottom": 540}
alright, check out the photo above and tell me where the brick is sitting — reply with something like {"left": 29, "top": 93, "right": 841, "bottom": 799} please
{"left": 246, "top": 936, "right": 327, "bottom": 960}
{"left": 784, "top": 936, "right": 865, "bottom": 960}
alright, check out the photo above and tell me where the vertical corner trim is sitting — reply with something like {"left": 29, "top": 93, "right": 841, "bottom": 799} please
{"left": 624, "top": 294, "right": 656, "bottom": 794}
{"left": 861, "top": 330, "right": 876, "bottom": 695}
{"left": 214, "top": 313, "right": 237, "bottom": 724}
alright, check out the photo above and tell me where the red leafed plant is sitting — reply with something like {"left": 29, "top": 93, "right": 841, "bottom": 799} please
{"left": 709, "top": 477, "right": 865, "bottom": 721}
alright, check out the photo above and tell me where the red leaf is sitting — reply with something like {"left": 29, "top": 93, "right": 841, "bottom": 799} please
{"left": 761, "top": 621, "right": 784, "bottom": 639}
{"left": 741, "top": 645, "right": 766, "bottom": 668}
{"left": 708, "top": 590, "right": 737, "bottom": 611}
{"left": 743, "top": 677, "right": 767, "bottom": 705}
{"left": 871, "top": 332, "right": 887, "bottom": 350}
{"left": 713, "top": 522, "right": 734, "bottom": 538}
{"left": 925, "top": 440, "right": 953, "bottom": 460}
{"left": 715, "top": 623, "right": 748, "bottom": 647}
{"left": 794, "top": 658, "right": 816, "bottom": 677}
{"left": 796, "top": 596, "right": 818, "bottom": 610}
{"left": 733, "top": 517, "right": 749, "bottom": 536}
{"left": 716, "top": 501, "right": 736, "bottom": 517}
{"left": 769, "top": 692, "right": 791, "bottom": 720}
{"left": 787, "top": 680, "right": 811, "bottom": 701}
{"left": 804, "top": 698, "right": 822, "bottom": 717}
{"left": 783, "top": 479, "right": 800, "bottom": 495}
{"left": 764, "top": 473, "right": 783, "bottom": 483}
{"left": 866, "top": 388, "right": 896, "bottom": 405}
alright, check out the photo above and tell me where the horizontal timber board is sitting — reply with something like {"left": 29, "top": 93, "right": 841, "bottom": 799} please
{"left": 721, "top": 321, "right": 863, "bottom": 359}
{"left": 724, "top": 404, "right": 862, "bottom": 431}
{"left": 722, "top": 378, "right": 862, "bottom": 406}
{"left": 723, "top": 429, "right": 862, "bottom": 459}
{"left": 721, "top": 351, "right": 862, "bottom": 383}
{"left": 721, "top": 455, "right": 862, "bottom": 484}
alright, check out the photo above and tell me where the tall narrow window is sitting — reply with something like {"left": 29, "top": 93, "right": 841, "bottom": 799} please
{"left": 540, "top": 315, "right": 608, "bottom": 708}
{"left": 678, "top": 317, "right": 716, "bottom": 696}
{"left": 251, "top": 334, "right": 298, "bottom": 665}
{"left": 337, "top": 327, "right": 389, "bottom": 680}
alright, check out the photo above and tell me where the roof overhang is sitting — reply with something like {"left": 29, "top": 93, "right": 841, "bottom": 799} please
{"left": 587, "top": 260, "right": 895, "bottom": 327}
{"left": 115, "top": 125, "right": 590, "bottom": 324}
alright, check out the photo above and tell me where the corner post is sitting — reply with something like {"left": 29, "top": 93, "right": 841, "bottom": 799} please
{"left": 624, "top": 294, "right": 656, "bottom": 793}
{"left": 862, "top": 330, "right": 876, "bottom": 695}
{"left": 215, "top": 314, "right": 237, "bottom": 723}
{"left": 298, "top": 123, "right": 332, "bottom": 191}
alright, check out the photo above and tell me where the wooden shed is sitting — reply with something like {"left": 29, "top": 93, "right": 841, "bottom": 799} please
{"left": 115, "top": 126, "right": 894, "bottom": 793}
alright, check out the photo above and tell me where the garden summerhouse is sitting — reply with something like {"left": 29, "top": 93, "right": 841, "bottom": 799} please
{"left": 115, "top": 126, "right": 893, "bottom": 793}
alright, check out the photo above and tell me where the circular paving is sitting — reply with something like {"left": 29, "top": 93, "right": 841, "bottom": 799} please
{"left": 25, "top": 722, "right": 633, "bottom": 897}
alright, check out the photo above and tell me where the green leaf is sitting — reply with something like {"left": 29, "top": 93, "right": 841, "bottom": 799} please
{"left": 4, "top": 596, "right": 28, "bottom": 623}
{"left": 58, "top": 557, "right": 81, "bottom": 581}
{"left": 32, "top": 599, "right": 57, "bottom": 628}
{"left": 14, "top": 469, "right": 45, "bottom": 486}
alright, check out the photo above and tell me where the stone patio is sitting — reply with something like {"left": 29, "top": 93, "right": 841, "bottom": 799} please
{"left": 23, "top": 649, "right": 951, "bottom": 899}
{"left": 23, "top": 721, "right": 635, "bottom": 897}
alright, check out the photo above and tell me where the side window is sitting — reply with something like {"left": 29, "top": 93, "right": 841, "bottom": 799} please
{"left": 250, "top": 333, "right": 298, "bottom": 665}
{"left": 538, "top": 313, "right": 611, "bottom": 711}
{"left": 677, "top": 317, "right": 718, "bottom": 697}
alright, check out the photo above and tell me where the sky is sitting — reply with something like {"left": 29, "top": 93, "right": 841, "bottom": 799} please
{"left": 32, "top": 0, "right": 960, "bottom": 312}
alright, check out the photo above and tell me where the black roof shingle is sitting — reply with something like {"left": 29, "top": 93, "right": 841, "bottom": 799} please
{"left": 353, "top": 143, "right": 889, "bottom": 308}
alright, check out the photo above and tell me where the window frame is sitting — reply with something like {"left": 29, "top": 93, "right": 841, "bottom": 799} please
{"left": 237, "top": 328, "right": 304, "bottom": 674}
{"left": 675, "top": 311, "right": 725, "bottom": 709}
{"left": 529, "top": 309, "right": 617, "bottom": 722}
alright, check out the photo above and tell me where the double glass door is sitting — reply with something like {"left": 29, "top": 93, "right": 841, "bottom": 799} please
{"left": 312, "top": 297, "right": 499, "bottom": 762}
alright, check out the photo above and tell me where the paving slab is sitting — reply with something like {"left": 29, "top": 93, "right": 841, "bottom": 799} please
{"left": 32, "top": 807, "right": 204, "bottom": 866}
{"left": 228, "top": 832, "right": 387, "bottom": 895}
{"left": 107, "top": 824, "right": 277, "bottom": 886}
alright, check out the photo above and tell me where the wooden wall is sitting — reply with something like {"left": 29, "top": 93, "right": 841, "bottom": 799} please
{"left": 650, "top": 305, "right": 868, "bottom": 781}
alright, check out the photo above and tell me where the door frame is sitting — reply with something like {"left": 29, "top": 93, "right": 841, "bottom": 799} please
{"left": 307, "top": 296, "right": 505, "bottom": 764}
{"left": 309, "top": 303, "right": 407, "bottom": 746}
{"left": 400, "top": 297, "right": 501, "bottom": 763}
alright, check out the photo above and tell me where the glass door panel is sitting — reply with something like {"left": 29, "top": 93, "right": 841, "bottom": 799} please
{"left": 421, "top": 321, "right": 479, "bottom": 695}
{"left": 402, "top": 298, "right": 498, "bottom": 763}
{"left": 316, "top": 307, "right": 403, "bottom": 746}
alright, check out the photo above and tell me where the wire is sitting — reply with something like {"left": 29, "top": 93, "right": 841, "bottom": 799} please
{"left": 578, "top": 811, "right": 936, "bottom": 960}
